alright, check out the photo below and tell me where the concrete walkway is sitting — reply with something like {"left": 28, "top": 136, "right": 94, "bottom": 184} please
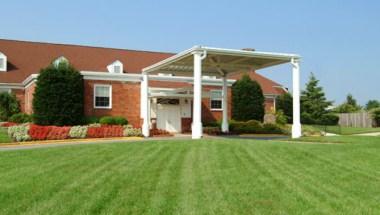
{"left": 354, "top": 132, "right": 380, "bottom": 136}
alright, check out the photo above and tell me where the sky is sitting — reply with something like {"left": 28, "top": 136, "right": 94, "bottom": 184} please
{"left": 1, "top": 0, "right": 379, "bottom": 105}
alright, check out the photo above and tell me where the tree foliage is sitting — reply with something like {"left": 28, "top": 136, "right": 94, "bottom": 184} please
{"left": 365, "top": 100, "right": 380, "bottom": 111}
{"left": 334, "top": 94, "right": 362, "bottom": 113}
{"left": 0, "top": 92, "right": 20, "bottom": 121}
{"left": 301, "top": 73, "right": 332, "bottom": 124}
{"left": 232, "top": 74, "right": 265, "bottom": 122}
{"left": 276, "top": 92, "right": 293, "bottom": 123}
{"left": 33, "top": 62, "right": 84, "bottom": 126}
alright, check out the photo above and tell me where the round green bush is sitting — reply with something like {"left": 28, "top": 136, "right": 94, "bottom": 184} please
{"left": 232, "top": 74, "right": 265, "bottom": 122}
{"left": 318, "top": 113, "right": 339, "bottom": 125}
{"left": 33, "top": 62, "right": 84, "bottom": 126}
{"left": 99, "top": 116, "right": 128, "bottom": 125}
{"left": 0, "top": 92, "right": 20, "bottom": 121}
{"left": 9, "top": 113, "right": 32, "bottom": 123}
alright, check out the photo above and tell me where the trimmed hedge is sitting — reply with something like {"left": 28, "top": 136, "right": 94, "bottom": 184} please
{"left": 229, "top": 120, "right": 287, "bottom": 134}
{"left": 99, "top": 116, "right": 128, "bottom": 125}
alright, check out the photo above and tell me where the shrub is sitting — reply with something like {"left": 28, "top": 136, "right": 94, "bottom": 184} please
{"left": 8, "top": 124, "right": 31, "bottom": 142}
{"left": 84, "top": 116, "right": 100, "bottom": 124}
{"left": 232, "top": 74, "right": 265, "bottom": 122}
{"left": 123, "top": 125, "right": 143, "bottom": 137}
{"left": 301, "top": 112, "right": 315, "bottom": 124}
{"left": 87, "top": 126, "right": 124, "bottom": 138}
{"left": 371, "top": 108, "right": 380, "bottom": 126}
{"left": 46, "top": 126, "right": 71, "bottom": 140}
{"left": 69, "top": 126, "right": 88, "bottom": 138}
{"left": 150, "top": 129, "right": 172, "bottom": 137}
{"left": 29, "top": 124, "right": 53, "bottom": 140}
{"left": 276, "top": 93, "right": 293, "bottom": 123}
{"left": 203, "top": 127, "right": 221, "bottom": 135}
{"left": 275, "top": 110, "right": 288, "bottom": 125}
{"left": 261, "top": 123, "right": 286, "bottom": 134}
{"left": 9, "top": 113, "right": 32, "bottom": 123}
{"left": 0, "top": 92, "right": 20, "bottom": 121}
{"left": 318, "top": 113, "right": 339, "bottom": 125}
{"left": 33, "top": 63, "right": 84, "bottom": 126}
{"left": 99, "top": 116, "right": 128, "bottom": 125}
{"left": 229, "top": 120, "right": 263, "bottom": 134}
{"left": 1, "top": 122, "right": 18, "bottom": 127}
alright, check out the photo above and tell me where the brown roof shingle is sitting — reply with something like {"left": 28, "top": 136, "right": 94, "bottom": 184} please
{"left": 0, "top": 39, "right": 173, "bottom": 83}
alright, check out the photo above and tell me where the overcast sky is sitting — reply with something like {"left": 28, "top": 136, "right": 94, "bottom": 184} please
{"left": 1, "top": 0, "right": 379, "bottom": 105}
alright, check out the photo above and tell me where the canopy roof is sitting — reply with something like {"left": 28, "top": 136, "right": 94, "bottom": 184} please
{"left": 143, "top": 46, "right": 300, "bottom": 76}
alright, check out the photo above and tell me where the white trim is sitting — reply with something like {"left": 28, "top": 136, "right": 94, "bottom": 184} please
{"left": 143, "top": 46, "right": 300, "bottom": 73}
{"left": 81, "top": 71, "right": 141, "bottom": 82}
{"left": 0, "top": 83, "right": 24, "bottom": 90}
{"left": 107, "top": 60, "right": 123, "bottom": 74}
{"left": 0, "top": 52, "right": 7, "bottom": 72}
{"left": 93, "top": 84, "right": 112, "bottom": 109}
{"left": 210, "top": 89, "right": 223, "bottom": 111}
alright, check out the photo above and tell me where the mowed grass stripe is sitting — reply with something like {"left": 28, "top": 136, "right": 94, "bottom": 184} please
{"left": 1, "top": 139, "right": 380, "bottom": 214}
{"left": 23, "top": 144, "right": 153, "bottom": 215}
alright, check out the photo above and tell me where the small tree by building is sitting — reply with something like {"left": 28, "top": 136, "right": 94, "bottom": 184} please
{"left": 0, "top": 92, "right": 20, "bottom": 121}
{"left": 365, "top": 100, "right": 380, "bottom": 111}
{"left": 33, "top": 62, "right": 84, "bottom": 126}
{"left": 301, "top": 73, "right": 332, "bottom": 124}
{"left": 232, "top": 74, "right": 265, "bottom": 122}
{"left": 276, "top": 92, "right": 293, "bottom": 123}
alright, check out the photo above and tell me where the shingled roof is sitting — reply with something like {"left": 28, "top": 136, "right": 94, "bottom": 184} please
{"left": 0, "top": 39, "right": 286, "bottom": 95}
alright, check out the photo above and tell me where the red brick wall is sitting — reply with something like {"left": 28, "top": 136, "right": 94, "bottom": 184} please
{"left": 201, "top": 86, "right": 232, "bottom": 123}
{"left": 265, "top": 98, "right": 275, "bottom": 113}
{"left": 12, "top": 89, "right": 26, "bottom": 113}
{"left": 24, "top": 83, "right": 36, "bottom": 114}
{"left": 84, "top": 80, "right": 141, "bottom": 127}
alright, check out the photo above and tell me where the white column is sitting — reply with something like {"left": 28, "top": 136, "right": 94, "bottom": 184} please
{"left": 192, "top": 51, "right": 205, "bottom": 139}
{"left": 221, "top": 74, "right": 229, "bottom": 133}
{"left": 291, "top": 58, "right": 302, "bottom": 138}
{"left": 141, "top": 72, "right": 150, "bottom": 137}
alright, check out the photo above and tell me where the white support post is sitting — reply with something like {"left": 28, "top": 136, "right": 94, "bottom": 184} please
{"left": 291, "top": 58, "right": 302, "bottom": 138}
{"left": 221, "top": 74, "right": 229, "bottom": 133}
{"left": 192, "top": 50, "right": 206, "bottom": 139}
{"left": 141, "top": 72, "right": 150, "bottom": 137}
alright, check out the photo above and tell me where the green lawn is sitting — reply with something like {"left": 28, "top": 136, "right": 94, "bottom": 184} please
{"left": 1, "top": 138, "right": 380, "bottom": 214}
{"left": 311, "top": 125, "right": 380, "bottom": 135}
{"left": 0, "top": 127, "right": 12, "bottom": 144}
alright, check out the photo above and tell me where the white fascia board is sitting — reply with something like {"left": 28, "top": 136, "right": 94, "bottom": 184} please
{"left": 81, "top": 71, "right": 141, "bottom": 82}
{"left": 0, "top": 83, "right": 24, "bottom": 89}
{"left": 200, "top": 46, "right": 300, "bottom": 61}
{"left": 149, "top": 74, "right": 235, "bottom": 86}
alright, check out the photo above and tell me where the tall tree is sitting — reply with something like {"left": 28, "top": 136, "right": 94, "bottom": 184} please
{"left": 301, "top": 73, "right": 332, "bottom": 124}
{"left": 232, "top": 74, "right": 265, "bottom": 121}
{"left": 33, "top": 62, "right": 84, "bottom": 126}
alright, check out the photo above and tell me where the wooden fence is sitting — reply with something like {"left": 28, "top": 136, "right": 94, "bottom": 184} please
{"left": 338, "top": 112, "right": 374, "bottom": 128}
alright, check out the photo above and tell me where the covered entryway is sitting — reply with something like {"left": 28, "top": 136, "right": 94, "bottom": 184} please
{"left": 141, "top": 46, "right": 302, "bottom": 139}
{"left": 156, "top": 98, "right": 182, "bottom": 133}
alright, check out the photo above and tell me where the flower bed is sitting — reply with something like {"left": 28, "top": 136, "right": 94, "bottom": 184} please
{"left": 3, "top": 123, "right": 143, "bottom": 142}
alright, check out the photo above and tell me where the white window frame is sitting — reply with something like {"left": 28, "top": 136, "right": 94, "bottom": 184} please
{"left": 0, "top": 52, "right": 7, "bottom": 72}
{"left": 93, "top": 84, "right": 112, "bottom": 109}
{"left": 210, "top": 90, "right": 223, "bottom": 111}
{"left": 53, "top": 56, "right": 69, "bottom": 68}
{"left": 107, "top": 60, "right": 123, "bottom": 74}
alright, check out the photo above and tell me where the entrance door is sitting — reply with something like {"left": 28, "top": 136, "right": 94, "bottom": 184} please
{"left": 156, "top": 99, "right": 181, "bottom": 133}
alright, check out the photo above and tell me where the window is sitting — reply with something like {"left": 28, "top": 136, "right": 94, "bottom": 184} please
{"left": 107, "top": 60, "right": 123, "bottom": 73}
{"left": 0, "top": 52, "right": 7, "bottom": 72}
{"left": 94, "top": 85, "right": 112, "bottom": 109}
{"left": 53, "top": 56, "right": 69, "bottom": 68}
{"left": 210, "top": 90, "right": 223, "bottom": 110}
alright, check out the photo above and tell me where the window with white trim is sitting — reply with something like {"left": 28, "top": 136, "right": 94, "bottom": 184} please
{"left": 94, "top": 85, "right": 112, "bottom": 108}
{"left": 0, "top": 52, "right": 7, "bottom": 72}
{"left": 107, "top": 60, "right": 123, "bottom": 73}
{"left": 210, "top": 90, "right": 223, "bottom": 110}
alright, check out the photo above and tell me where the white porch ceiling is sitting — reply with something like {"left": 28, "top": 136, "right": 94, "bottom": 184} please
{"left": 143, "top": 46, "right": 300, "bottom": 77}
